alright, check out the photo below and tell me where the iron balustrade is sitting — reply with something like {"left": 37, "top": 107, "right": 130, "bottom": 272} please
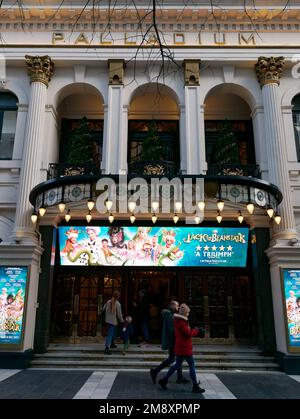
{"left": 47, "top": 163, "right": 101, "bottom": 180}
{"left": 128, "top": 160, "right": 179, "bottom": 176}
{"left": 207, "top": 164, "right": 261, "bottom": 179}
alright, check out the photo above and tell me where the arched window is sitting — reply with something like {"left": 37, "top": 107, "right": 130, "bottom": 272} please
{"left": 292, "top": 95, "right": 300, "bottom": 162}
{"left": 0, "top": 92, "right": 17, "bottom": 160}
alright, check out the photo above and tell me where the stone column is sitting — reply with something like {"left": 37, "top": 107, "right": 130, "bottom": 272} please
{"left": 255, "top": 56, "right": 298, "bottom": 243}
{"left": 13, "top": 55, "right": 54, "bottom": 242}
{"left": 183, "top": 60, "right": 206, "bottom": 174}
{"left": 102, "top": 60, "right": 126, "bottom": 174}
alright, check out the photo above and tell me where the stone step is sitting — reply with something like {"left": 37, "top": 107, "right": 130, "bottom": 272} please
{"left": 33, "top": 352, "right": 276, "bottom": 362}
{"left": 30, "top": 359, "right": 280, "bottom": 370}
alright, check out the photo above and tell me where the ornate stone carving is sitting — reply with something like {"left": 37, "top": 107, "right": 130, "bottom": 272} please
{"left": 255, "top": 56, "right": 285, "bottom": 87}
{"left": 183, "top": 60, "right": 200, "bottom": 86}
{"left": 25, "top": 55, "right": 54, "bottom": 87}
{"left": 108, "top": 59, "right": 125, "bottom": 85}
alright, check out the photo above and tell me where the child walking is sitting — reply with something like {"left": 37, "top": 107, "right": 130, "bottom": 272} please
{"left": 121, "top": 316, "right": 133, "bottom": 355}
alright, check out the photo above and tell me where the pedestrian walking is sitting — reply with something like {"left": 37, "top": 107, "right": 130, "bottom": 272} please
{"left": 150, "top": 300, "right": 189, "bottom": 384}
{"left": 158, "top": 303, "right": 205, "bottom": 394}
{"left": 103, "top": 291, "right": 124, "bottom": 355}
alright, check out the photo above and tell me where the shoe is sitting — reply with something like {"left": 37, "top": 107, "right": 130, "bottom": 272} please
{"left": 150, "top": 368, "right": 157, "bottom": 384}
{"left": 158, "top": 378, "right": 168, "bottom": 390}
{"left": 176, "top": 377, "right": 190, "bottom": 384}
{"left": 192, "top": 382, "right": 205, "bottom": 394}
{"left": 104, "top": 348, "right": 112, "bottom": 355}
{"left": 122, "top": 351, "right": 126, "bottom": 356}
{"left": 110, "top": 343, "right": 118, "bottom": 349}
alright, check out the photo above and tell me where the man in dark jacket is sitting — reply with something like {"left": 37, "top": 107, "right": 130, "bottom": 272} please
{"left": 150, "top": 300, "right": 189, "bottom": 384}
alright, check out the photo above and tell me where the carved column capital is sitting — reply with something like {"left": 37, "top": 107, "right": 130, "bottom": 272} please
{"left": 255, "top": 56, "right": 285, "bottom": 87}
{"left": 25, "top": 55, "right": 54, "bottom": 87}
{"left": 183, "top": 60, "right": 201, "bottom": 86}
{"left": 108, "top": 59, "right": 125, "bottom": 85}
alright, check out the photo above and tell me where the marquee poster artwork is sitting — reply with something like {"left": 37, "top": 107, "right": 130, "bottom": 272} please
{"left": 59, "top": 226, "right": 249, "bottom": 268}
{"left": 0, "top": 267, "right": 27, "bottom": 345}
{"left": 282, "top": 269, "right": 300, "bottom": 351}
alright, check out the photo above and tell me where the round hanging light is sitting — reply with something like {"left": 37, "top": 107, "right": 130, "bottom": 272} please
{"left": 58, "top": 202, "right": 66, "bottom": 213}
{"left": 217, "top": 199, "right": 224, "bottom": 212}
{"left": 31, "top": 212, "right": 38, "bottom": 224}
{"left": 247, "top": 202, "right": 254, "bottom": 215}
{"left": 197, "top": 201, "right": 205, "bottom": 211}
{"left": 152, "top": 214, "right": 157, "bottom": 224}
{"left": 173, "top": 214, "right": 179, "bottom": 224}
{"left": 216, "top": 211, "right": 222, "bottom": 223}
{"left": 108, "top": 213, "right": 114, "bottom": 223}
{"left": 87, "top": 200, "right": 95, "bottom": 211}
{"left": 267, "top": 206, "right": 274, "bottom": 218}
{"left": 130, "top": 214, "right": 136, "bottom": 224}
{"left": 38, "top": 207, "right": 46, "bottom": 217}
{"left": 238, "top": 211, "right": 244, "bottom": 224}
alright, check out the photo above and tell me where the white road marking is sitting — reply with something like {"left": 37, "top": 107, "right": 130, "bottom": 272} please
{"left": 0, "top": 369, "right": 20, "bottom": 382}
{"left": 197, "top": 373, "right": 237, "bottom": 399}
{"left": 73, "top": 371, "right": 118, "bottom": 399}
{"left": 289, "top": 375, "right": 300, "bottom": 384}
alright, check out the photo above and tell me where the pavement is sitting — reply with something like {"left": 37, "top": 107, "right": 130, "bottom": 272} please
{"left": 0, "top": 369, "right": 299, "bottom": 399}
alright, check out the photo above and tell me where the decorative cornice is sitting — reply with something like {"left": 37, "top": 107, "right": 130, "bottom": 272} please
{"left": 255, "top": 56, "right": 285, "bottom": 87}
{"left": 25, "top": 55, "right": 54, "bottom": 87}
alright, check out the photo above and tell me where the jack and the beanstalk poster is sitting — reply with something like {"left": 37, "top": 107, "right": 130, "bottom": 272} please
{"left": 0, "top": 267, "right": 27, "bottom": 345}
{"left": 282, "top": 269, "right": 300, "bottom": 351}
{"left": 59, "top": 226, "right": 249, "bottom": 268}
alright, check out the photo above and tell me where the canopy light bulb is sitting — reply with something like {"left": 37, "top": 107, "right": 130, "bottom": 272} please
{"left": 58, "top": 202, "right": 66, "bottom": 213}
{"left": 217, "top": 200, "right": 224, "bottom": 212}
{"left": 238, "top": 211, "right": 244, "bottom": 224}
{"left": 175, "top": 201, "right": 182, "bottom": 212}
{"left": 38, "top": 207, "right": 46, "bottom": 217}
{"left": 152, "top": 201, "right": 159, "bottom": 212}
{"left": 130, "top": 214, "right": 136, "bottom": 224}
{"left": 216, "top": 211, "right": 222, "bottom": 224}
{"left": 197, "top": 201, "right": 205, "bottom": 211}
{"left": 87, "top": 200, "right": 95, "bottom": 211}
{"left": 274, "top": 212, "right": 281, "bottom": 225}
{"left": 152, "top": 214, "right": 157, "bottom": 224}
{"left": 173, "top": 214, "right": 179, "bottom": 224}
{"left": 65, "top": 211, "right": 71, "bottom": 223}
{"left": 108, "top": 213, "right": 114, "bottom": 223}
{"left": 86, "top": 211, "right": 92, "bottom": 223}
{"left": 267, "top": 206, "right": 274, "bottom": 218}
{"left": 31, "top": 213, "right": 38, "bottom": 224}
{"left": 105, "top": 200, "right": 113, "bottom": 211}
{"left": 128, "top": 202, "right": 136, "bottom": 213}
{"left": 195, "top": 215, "right": 200, "bottom": 224}
{"left": 247, "top": 203, "right": 254, "bottom": 215}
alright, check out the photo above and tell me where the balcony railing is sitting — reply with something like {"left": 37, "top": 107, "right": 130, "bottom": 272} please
{"left": 207, "top": 164, "right": 261, "bottom": 178}
{"left": 47, "top": 163, "right": 101, "bottom": 180}
{"left": 128, "top": 160, "right": 179, "bottom": 176}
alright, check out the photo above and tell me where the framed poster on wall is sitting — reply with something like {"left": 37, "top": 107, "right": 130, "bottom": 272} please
{"left": 0, "top": 266, "right": 29, "bottom": 348}
{"left": 281, "top": 268, "right": 300, "bottom": 353}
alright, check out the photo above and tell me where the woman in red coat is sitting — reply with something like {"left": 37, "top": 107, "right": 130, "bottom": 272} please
{"left": 158, "top": 303, "right": 205, "bottom": 394}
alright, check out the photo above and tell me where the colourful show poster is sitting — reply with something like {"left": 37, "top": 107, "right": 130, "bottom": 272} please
{"left": 0, "top": 267, "right": 27, "bottom": 345}
{"left": 283, "top": 269, "right": 300, "bottom": 351}
{"left": 59, "top": 226, "right": 249, "bottom": 268}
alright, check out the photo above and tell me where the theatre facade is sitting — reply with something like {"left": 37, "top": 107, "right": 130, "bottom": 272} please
{"left": 0, "top": 1, "right": 300, "bottom": 373}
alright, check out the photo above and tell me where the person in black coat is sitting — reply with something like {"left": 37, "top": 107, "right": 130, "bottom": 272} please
{"left": 150, "top": 300, "right": 189, "bottom": 384}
